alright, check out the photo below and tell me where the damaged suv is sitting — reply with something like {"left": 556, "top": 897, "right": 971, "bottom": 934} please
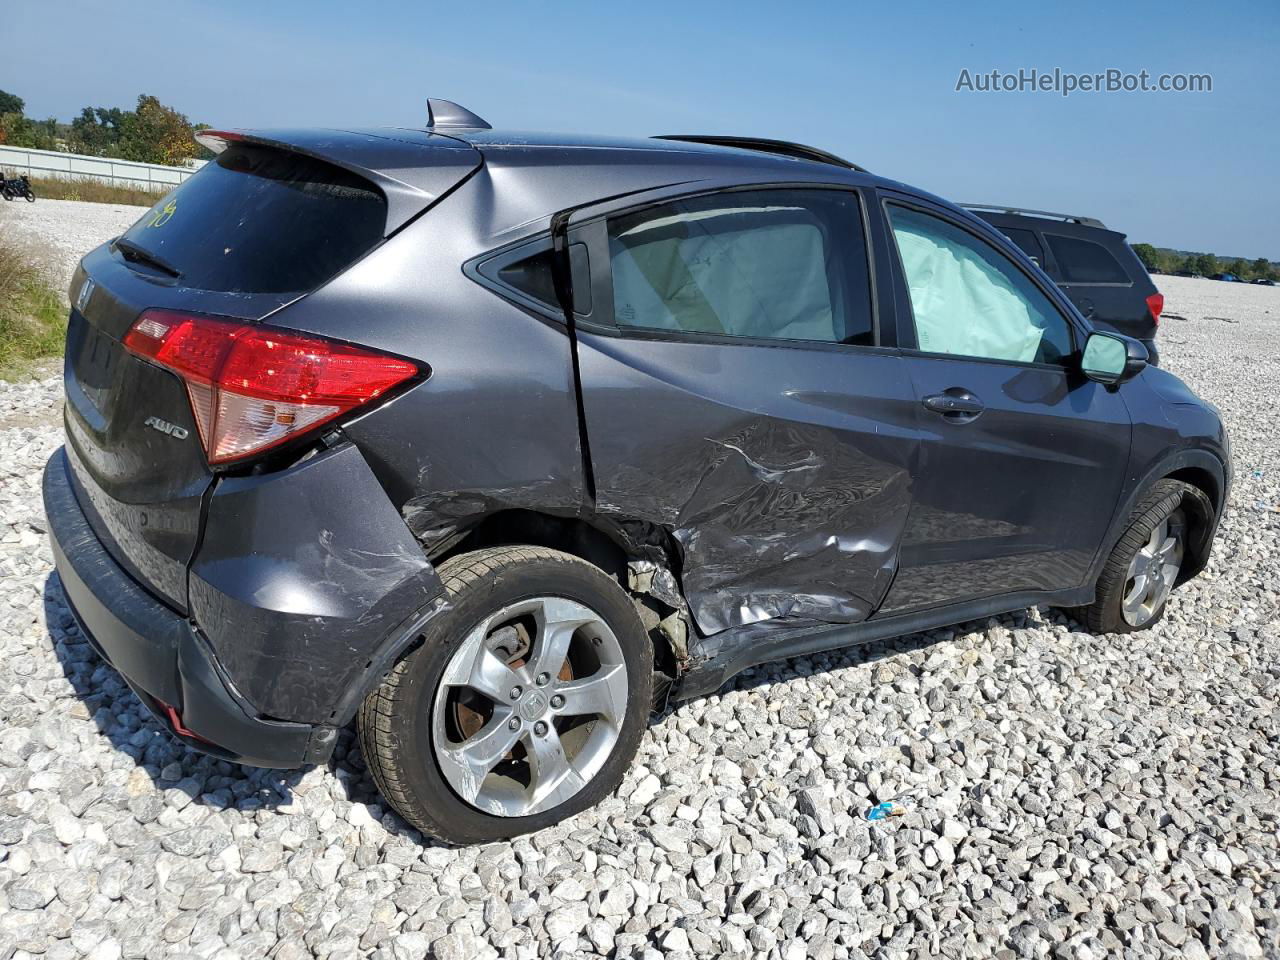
{"left": 45, "top": 100, "right": 1230, "bottom": 843}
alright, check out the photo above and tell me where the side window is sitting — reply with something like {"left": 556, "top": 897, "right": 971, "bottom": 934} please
{"left": 1044, "top": 234, "right": 1131, "bottom": 284}
{"left": 999, "top": 227, "right": 1046, "bottom": 266}
{"left": 473, "top": 241, "right": 590, "bottom": 316}
{"left": 607, "top": 189, "right": 873, "bottom": 345}
{"left": 888, "top": 205, "right": 1074, "bottom": 365}
{"left": 497, "top": 249, "right": 558, "bottom": 306}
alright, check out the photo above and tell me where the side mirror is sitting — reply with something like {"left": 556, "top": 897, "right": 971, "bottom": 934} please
{"left": 1081, "top": 332, "right": 1148, "bottom": 385}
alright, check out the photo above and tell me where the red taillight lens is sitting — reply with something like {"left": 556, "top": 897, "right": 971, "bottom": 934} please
{"left": 1146, "top": 292, "right": 1164, "bottom": 326}
{"left": 124, "top": 309, "right": 418, "bottom": 464}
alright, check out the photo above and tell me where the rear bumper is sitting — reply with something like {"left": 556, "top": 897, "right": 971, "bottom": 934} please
{"left": 44, "top": 447, "right": 330, "bottom": 767}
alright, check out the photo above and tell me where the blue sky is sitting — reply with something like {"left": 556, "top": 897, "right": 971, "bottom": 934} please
{"left": 7, "top": 0, "right": 1278, "bottom": 257}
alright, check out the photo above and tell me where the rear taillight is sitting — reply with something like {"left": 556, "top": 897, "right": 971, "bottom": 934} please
{"left": 1146, "top": 292, "right": 1164, "bottom": 326}
{"left": 124, "top": 310, "right": 419, "bottom": 464}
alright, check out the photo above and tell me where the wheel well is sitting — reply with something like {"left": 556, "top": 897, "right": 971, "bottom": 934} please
{"left": 433, "top": 510, "right": 685, "bottom": 678}
{"left": 1163, "top": 468, "right": 1218, "bottom": 583}
{"left": 437, "top": 510, "right": 630, "bottom": 581}
{"left": 1166, "top": 466, "right": 1220, "bottom": 515}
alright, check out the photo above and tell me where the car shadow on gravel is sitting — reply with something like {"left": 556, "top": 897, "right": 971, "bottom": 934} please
{"left": 41, "top": 572, "right": 413, "bottom": 834}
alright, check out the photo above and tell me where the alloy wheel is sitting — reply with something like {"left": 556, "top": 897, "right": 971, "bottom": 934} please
{"left": 430, "top": 596, "right": 629, "bottom": 817}
{"left": 1121, "top": 518, "right": 1183, "bottom": 627}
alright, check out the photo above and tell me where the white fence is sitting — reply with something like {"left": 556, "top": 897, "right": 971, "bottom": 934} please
{"left": 0, "top": 145, "right": 204, "bottom": 190}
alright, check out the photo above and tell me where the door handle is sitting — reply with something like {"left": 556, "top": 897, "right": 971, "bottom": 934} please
{"left": 922, "top": 391, "right": 984, "bottom": 419}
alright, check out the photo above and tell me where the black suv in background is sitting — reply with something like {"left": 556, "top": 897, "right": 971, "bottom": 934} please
{"left": 966, "top": 204, "right": 1164, "bottom": 364}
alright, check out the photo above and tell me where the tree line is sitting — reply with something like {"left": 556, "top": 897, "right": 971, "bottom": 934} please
{"left": 0, "top": 89, "right": 210, "bottom": 167}
{"left": 1131, "top": 243, "right": 1277, "bottom": 282}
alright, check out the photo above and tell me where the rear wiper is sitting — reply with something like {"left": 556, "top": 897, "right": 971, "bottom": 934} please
{"left": 112, "top": 237, "right": 182, "bottom": 279}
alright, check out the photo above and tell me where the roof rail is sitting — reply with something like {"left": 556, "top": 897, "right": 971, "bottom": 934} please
{"left": 961, "top": 203, "right": 1106, "bottom": 230}
{"left": 425, "top": 98, "right": 491, "bottom": 130}
{"left": 653, "top": 135, "right": 867, "bottom": 172}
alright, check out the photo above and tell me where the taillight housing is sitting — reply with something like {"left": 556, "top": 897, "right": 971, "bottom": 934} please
{"left": 123, "top": 310, "right": 420, "bottom": 465}
{"left": 1146, "top": 292, "right": 1164, "bottom": 326}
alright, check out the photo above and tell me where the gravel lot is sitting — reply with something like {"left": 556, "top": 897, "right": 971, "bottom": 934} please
{"left": 1, "top": 198, "right": 145, "bottom": 297}
{"left": 1, "top": 203, "right": 1278, "bottom": 959}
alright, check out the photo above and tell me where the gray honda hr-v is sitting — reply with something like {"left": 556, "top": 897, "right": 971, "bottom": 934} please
{"left": 44, "top": 99, "right": 1230, "bottom": 843}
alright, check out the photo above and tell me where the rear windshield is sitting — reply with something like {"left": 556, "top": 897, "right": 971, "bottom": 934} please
{"left": 119, "top": 143, "right": 386, "bottom": 294}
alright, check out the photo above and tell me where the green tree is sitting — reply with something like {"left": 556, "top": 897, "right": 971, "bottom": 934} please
{"left": 118, "top": 95, "right": 201, "bottom": 165}
{"left": 1193, "top": 253, "right": 1218, "bottom": 277}
{"left": 0, "top": 89, "right": 55, "bottom": 149}
{"left": 69, "top": 107, "right": 127, "bottom": 157}
{"left": 1252, "top": 257, "right": 1274, "bottom": 281}
{"left": 1131, "top": 243, "right": 1161, "bottom": 272}
{"left": 0, "top": 112, "right": 22, "bottom": 146}
{"left": 7, "top": 93, "right": 205, "bottom": 164}
{"left": 1228, "top": 258, "right": 1249, "bottom": 279}
{"left": 0, "top": 113, "right": 57, "bottom": 149}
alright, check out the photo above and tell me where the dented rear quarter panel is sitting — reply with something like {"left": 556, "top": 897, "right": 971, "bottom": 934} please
{"left": 259, "top": 161, "right": 594, "bottom": 553}
{"left": 189, "top": 443, "right": 445, "bottom": 724}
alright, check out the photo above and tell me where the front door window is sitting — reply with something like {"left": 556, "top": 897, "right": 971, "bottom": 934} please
{"left": 888, "top": 206, "right": 1074, "bottom": 364}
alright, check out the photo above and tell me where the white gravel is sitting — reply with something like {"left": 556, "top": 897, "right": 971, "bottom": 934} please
{"left": 0, "top": 198, "right": 146, "bottom": 297}
{"left": 1, "top": 200, "right": 1278, "bottom": 960}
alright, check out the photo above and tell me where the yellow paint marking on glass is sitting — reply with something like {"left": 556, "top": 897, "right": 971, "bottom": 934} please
{"left": 149, "top": 198, "right": 178, "bottom": 228}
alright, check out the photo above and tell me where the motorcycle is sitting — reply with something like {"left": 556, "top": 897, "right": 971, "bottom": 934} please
{"left": 1, "top": 174, "right": 36, "bottom": 202}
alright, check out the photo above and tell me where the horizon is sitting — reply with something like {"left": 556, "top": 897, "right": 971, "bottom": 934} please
{"left": 5, "top": 0, "right": 1277, "bottom": 259}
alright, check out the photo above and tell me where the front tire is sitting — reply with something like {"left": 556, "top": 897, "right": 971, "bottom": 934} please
{"left": 359, "top": 546, "right": 652, "bottom": 844}
{"left": 1076, "top": 479, "right": 1193, "bottom": 634}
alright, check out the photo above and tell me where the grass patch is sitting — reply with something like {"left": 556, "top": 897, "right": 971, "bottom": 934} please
{"left": 0, "top": 236, "right": 66, "bottom": 380}
{"left": 27, "top": 175, "right": 166, "bottom": 207}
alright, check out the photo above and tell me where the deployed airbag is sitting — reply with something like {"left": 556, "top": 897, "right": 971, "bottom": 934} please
{"left": 610, "top": 205, "right": 839, "bottom": 342}
{"left": 891, "top": 208, "right": 1058, "bottom": 363}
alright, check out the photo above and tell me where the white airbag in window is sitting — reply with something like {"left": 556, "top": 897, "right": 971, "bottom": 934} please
{"left": 611, "top": 209, "right": 836, "bottom": 342}
{"left": 893, "top": 220, "right": 1048, "bottom": 363}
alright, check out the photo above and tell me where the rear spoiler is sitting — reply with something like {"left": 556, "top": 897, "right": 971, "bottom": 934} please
{"left": 196, "top": 127, "right": 482, "bottom": 234}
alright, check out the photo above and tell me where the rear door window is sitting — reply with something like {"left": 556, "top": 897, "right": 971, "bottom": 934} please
{"left": 1044, "top": 234, "right": 1131, "bottom": 284}
{"left": 607, "top": 189, "right": 874, "bottom": 345}
{"left": 999, "top": 227, "right": 1046, "bottom": 265}
{"left": 119, "top": 143, "right": 386, "bottom": 294}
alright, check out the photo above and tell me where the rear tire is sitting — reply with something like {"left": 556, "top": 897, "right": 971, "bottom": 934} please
{"left": 1074, "top": 479, "right": 1192, "bottom": 634}
{"left": 359, "top": 546, "right": 652, "bottom": 844}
